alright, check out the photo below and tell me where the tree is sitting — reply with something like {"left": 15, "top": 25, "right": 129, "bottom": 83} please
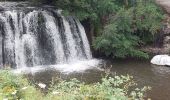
{"left": 93, "top": 0, "right": 164, "bottom": 59}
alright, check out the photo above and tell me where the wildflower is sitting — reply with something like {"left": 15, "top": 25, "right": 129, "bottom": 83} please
{"left": 52, "top": 91, "right": 60, "bottom": 95}
{"left": 21, "top": 87, "right": 28, "bottom": 90}
{"left": 3, "top": 86, "right": 15, "bottom": 93}
{"left": 11, "top": 90, "right": 17, "bottom": 95}
{"left": 38, "top": 83, "right": 46, "bottom": 89}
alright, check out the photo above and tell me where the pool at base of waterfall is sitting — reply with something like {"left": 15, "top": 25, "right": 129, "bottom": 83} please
{"left": 13, "top": 59, "right": 102, "bottom": 74}
{"left": 20, "top": 59, "right": 170, "bottom": 100}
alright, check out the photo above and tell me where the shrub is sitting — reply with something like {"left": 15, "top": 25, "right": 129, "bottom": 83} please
{"left": 46, "top": 75, "right": 151, "bottom": 100}
{"left": 93, "top": 0, "right": 164, "bottom": 59}
{"left": 0, "top": 70, "right": 43, "bottom": 100}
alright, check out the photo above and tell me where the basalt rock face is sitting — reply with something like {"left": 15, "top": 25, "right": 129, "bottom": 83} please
{"left": 0, "top": 2, "right": 92, "bottom": 68}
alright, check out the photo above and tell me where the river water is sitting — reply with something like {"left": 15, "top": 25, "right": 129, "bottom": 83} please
{"left": 25, "top": 59, "right": 170, "bottom": 100}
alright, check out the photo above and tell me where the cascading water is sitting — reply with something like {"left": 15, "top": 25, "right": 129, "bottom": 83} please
{"left": 0, "top": 2, "right": 99, "bottom": 73}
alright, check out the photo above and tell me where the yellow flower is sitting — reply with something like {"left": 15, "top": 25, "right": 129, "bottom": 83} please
{"left": 2, "top": 86, "right": 16, "bottom": 93}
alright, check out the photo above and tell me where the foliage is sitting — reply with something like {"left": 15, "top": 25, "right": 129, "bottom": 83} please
{"left": 135, "top": 0, "right": 164, "bottom": 34}
{"left": 93, "top": 0, "right": 164, "bottom": 58}
{"left": 0, "top": 70, "right": 26, "bottom": 99}
{"left": 93, "top": 22, "right": 148, "bottom": 58}
{"left": 55, "top": 0, "right": 118, "bottom": 21}
{"left": 46, "top": 75, "right": 150, "bottom": 100}
{"left": 0, "top": 70, "right": 43, "bottom": 100}
{"left": 134, "top": 0, "right": 164, "bottom": 44}
{"left": 0, "top": 70, "right": 151, "bottom": 100}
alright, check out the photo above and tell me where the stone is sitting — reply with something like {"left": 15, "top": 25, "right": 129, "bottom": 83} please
{"left": 151, "top": 55, "right": 170, "bottom": 66}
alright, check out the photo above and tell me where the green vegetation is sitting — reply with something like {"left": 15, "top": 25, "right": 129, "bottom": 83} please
{"left": 0, "top": 70, "right": 151, "bottom": 100}
{"left": 93, "top": 0, "right": 164, "bottom": 58}
{"left": 53, "top": 0, "right": 164, "bottom": 59}
{"left": 0, "top": 70, "right": 43, "bottom": 100}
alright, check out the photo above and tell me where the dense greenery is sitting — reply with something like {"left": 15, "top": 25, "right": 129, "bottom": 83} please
{"left": 93, "top": 1, "right": 164, "bottom": 58}
{"left": 0, "top": 70, "right": 150, "bottom": 100}
{"left": 53, "top": 0, "right": 164, "bottom": 58}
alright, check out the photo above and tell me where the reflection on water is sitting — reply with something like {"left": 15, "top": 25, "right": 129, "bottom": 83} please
{"left": 26, "top": 59, "right": 170, "bottom": 100}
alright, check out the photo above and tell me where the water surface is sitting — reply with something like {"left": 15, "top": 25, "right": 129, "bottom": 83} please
{"left": 26, "top": 59, "right": 170, "bottom": 100}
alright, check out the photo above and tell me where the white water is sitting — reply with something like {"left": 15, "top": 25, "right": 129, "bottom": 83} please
{"left": 13, "top": 59, "right": 101, "bottom": 74}
{"left": 0, "top": 9, "right": 99, "bottom": 73}
{"left": 42, "top": 11, "right": 65, "bottom": 63}
{"left": 62, "top": 17, "right": 78, "bottom": 62}
{"left": 76, "top": 20, "right": 92, "bottom": 59}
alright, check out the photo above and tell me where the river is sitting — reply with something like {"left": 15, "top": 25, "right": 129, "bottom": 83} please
{"left": 24, "top": 59, "right": 170, "bottom": 100}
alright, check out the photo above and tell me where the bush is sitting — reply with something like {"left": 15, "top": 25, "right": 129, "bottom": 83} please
{"left": 47, "top": 75, "right": 151, "bottom": 100}
{"left": 93, "top": 0, "right": 164, "bottom": 59}
{"left": 0, "top": 70, "right": 151, "bottom": 100}
{"left": 93, "top": 22, "right": 149, "bottom": 59}
{"left": 0, "top": 70, "right": 43, "bottom": 100}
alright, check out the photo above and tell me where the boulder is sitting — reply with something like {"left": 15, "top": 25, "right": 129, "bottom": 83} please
{"left": 151, "top": 55, "right": 170, "bottom": 66}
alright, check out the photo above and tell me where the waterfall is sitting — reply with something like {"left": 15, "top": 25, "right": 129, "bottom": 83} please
{"left": 0, "top": 9, "right": 93, "bottom": 69}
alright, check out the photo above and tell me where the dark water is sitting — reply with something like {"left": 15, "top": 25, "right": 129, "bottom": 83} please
{"left": 26, "top": 59, "right": 170, "bottom": 100}
{"left": 107, "top": 60, "right": 170, "bottom": 100}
